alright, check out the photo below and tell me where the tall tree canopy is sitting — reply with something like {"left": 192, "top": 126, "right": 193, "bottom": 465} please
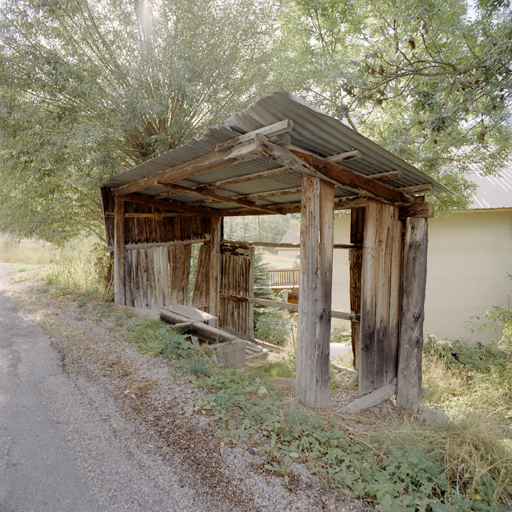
{"left": 0, "top": 0, "right": 290, "bottom": 242}
{"left": 286, "top": 0, "right": 512, "bottom": 208}
{"left": 1, "top": 0, "right": 510, "bottom": 242}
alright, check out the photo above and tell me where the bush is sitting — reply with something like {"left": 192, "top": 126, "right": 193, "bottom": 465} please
{"left": 255, "top": 307, "right": 293, "bottom": 347}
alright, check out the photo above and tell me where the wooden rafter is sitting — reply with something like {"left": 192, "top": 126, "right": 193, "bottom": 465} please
{"left": 155, "top": 183, "right": 278, "bottom": 215}
{"left": 254, "top": 136, "right": 416, "bottom": 205}
{"left": 113, "top": 120, "right": 294, "bottom": 196}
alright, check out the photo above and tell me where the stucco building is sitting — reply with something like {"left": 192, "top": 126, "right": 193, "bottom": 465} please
{"left": 332, "top": 166, "right": 512, "bottom": 343}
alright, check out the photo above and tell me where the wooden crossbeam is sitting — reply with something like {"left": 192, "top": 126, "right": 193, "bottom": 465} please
{"left": 287, "top": 147, "right": 416, "bottom": 205}
{"left": 124, "top": 193, "right": 221, "bottom": 216}
{"left": 155, "top": 183, "right": 278, "bottom": 215}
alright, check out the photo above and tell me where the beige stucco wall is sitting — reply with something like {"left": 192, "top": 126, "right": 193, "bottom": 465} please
{"left": 331, "top": 210, "right": 512, "bottom": 342}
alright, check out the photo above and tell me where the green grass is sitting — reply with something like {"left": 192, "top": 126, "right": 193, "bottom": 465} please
{"left": 125, "top": 318, "right": 512, "bottom": 511}
{"left": 8, "top": 239, "right": 510, "bottom": 511}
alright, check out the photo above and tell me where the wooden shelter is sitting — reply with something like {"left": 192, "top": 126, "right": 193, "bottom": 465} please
{"left": 101, "top": 90, "right": 449, "bottom": 413}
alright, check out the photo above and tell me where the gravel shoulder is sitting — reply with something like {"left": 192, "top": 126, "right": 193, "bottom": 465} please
{"left": 0, "top": 263, "right": 374, "bottom": 512}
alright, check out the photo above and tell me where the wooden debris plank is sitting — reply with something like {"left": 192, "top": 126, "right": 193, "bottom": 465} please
{"left": 215, "top": 119, "right": 293, "bottom": 152}
{"left": 289, "top": 147, "right": 415, "bottom": 204}
{"left": 341, "top": 383, "right": 396, "bottom": 414}
{"left": 113, "top": 121, "right": 295, "bottom": 197}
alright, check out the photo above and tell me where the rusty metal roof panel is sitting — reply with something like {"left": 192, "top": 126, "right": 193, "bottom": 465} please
{"left": 105, "top": 89, "right": 449, "bottom": 201}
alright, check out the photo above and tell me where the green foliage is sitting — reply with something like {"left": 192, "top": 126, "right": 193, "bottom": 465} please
{"left": 284, "top": 0, "right": 512, "bottom": 209}
{"left": 330, "top": 327, "right": 351, "bottom": 344}
{"left": 120, "top": 302, "right": 512, "bottom": 510}
{"left": 0, "top": 0, "right": 293, "bottom": 243}
{"left": 255, "top": 307, "right": 294, "bottom": 347}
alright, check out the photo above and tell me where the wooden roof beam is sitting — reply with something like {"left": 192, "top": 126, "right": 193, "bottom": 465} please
{"left": 183, "top": 149, "right": 363, "bottom": 193}
{"left": 124, "top": 193, "right": 222, "bottom": 216}
{"left": 155, "top": 183, "right": 279, "bottom": 215}
{"left": 254, "top": 135, "right": 415, "bottom": 205}
{"left": 113, "top": 120, "right": 294, "bottom": 196}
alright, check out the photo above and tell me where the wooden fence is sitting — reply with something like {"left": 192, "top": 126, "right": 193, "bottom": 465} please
{"left": 266, "top": 268, "right": 299, "bottom": 288}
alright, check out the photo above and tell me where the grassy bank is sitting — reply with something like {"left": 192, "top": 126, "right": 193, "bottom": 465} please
{"left": 4, "top": 238, "right": 511, "bottom": 511}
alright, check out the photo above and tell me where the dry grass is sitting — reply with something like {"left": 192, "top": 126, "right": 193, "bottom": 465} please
{"left": 0, "top": 234, "right": 54, "bottom": 265}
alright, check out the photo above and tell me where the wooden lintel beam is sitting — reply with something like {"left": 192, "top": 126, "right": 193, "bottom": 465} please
{"left": 124, "top": 193, "right": 221, "bottom": 216}
{"left": 399, "top": 201, "right": 434, "bottom": 219}
{"left": 156, "top": 182, "right": 278, "bottom": 215}
{"left": 288, "top": 147, "right": 416, "bottom": 205}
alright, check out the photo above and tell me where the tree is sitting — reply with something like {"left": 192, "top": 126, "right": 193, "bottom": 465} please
{"left": 285, "top": 0, "right": 512, "bottom": 208}
{"left": 0, "top": 0, "right": 290, "bottom": 242}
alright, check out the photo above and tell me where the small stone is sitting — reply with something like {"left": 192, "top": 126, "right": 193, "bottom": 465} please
{"left": 248, "top": 448, "right": 256, "bottom": 455}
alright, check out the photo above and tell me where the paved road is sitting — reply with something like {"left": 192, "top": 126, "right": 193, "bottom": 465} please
{"left": 0, "top": 263, "right": 203, "bottom": 512}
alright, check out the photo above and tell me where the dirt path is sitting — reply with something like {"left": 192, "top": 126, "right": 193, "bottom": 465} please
{"left": 0, "top": 264, "right": 364, "bottom": 512}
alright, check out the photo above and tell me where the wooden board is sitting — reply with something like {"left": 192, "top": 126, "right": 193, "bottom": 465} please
{"left": 295, "top": 175, "right": 334, "bottom": 409}
{"left": 114, "top": 196, "right": 126, "bottom": 305}
{"left": 349, "top": 208, "right": 365, "bottom": 370}
{"left": 396, "top": 217, "right": 428, "bottom": 413}
{"left": 359, "top": 198, "right": 402, "bottom": 395}
{"left": 219, "top": 242, "right": 255, "bottom": 337}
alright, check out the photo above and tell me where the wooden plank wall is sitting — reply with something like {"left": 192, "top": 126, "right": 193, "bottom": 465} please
{"left": 219, "top": 242, "right": 254, "bottom": 337}
{"left": 359, "top": 198, "right": 403, "bottom": 395}
{"left": 191, "top": 241, "right": 255, "bottom": 337}
{"left": 123, "top": 245, "right": 191, "bottom": 309}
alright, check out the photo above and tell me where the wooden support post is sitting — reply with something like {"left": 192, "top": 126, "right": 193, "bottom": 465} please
{"left": 359, "top": 199, "right": 402, "bottom": 395}
{"left": 209, "top": 217, "right": 222, "bottom": 327}
{"left": 296, "top": 175, "right": 334, "bottom": 409}
{"left": 114, "top": 196, "right": 126, "bottom": 305}
{"left": 349, "top": 208, "right": 365, "bottom": 370}
{"left": 396, "top": 218, "right": 428, "bottom": 414}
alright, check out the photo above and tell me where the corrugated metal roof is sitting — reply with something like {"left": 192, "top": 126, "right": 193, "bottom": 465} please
{"left": 105, "top": 89, "right": 449, "bottom": 211}
{"left": 467, "top": 163, "right": 512, "bottom": 210}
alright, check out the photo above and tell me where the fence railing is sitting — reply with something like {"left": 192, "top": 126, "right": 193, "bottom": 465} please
{"left": 266, "top": 268, "right": 299, "bottom": 288}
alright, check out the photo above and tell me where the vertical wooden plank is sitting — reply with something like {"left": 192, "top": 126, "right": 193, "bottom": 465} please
{"left": 114, "top": 196, "right": 126, "bottom": 305}
{"left": 124, "top": 250, "right": 134, "bottom": 307}
{"left": 132, "top": 249, "right": 142, "bottom": 309}
{"left": 192, "top": 243, "right": 209, "bottom": 306}
{"left": 349, "top": 208, "right": 365, "bottom": 370}
{"left": 176, "top": 245, "right": 191, "bottom": 304}
{"left": 146, "top": 248, "right": 156, "bottom": 309}
{"left": 295, "top": 175, "right": 334, "bottom": 409}
{"left": 396, "top": 218, "right": 428, "bottom": 413}
{"left": 359, "top": 200, "right": 379, "bottom": 394}
{"left": 359, "top": 199, "right": 402, "bottom": 394}
{"left": 388, "top": 217, "right": 403, "bottom": 382}
{"left": 248, "top": 246, "right": 255, "bottom": 337}
{"left": 209, "top": 217, "right": 222, "bottom": 327}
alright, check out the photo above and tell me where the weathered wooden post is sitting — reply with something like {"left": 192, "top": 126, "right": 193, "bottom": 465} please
{"left": 114, "top": 196, "right": 126, "bottom": 305}
{"left": 349, "top": 208, "right": 364, "bottom": 370}
{"left": 359, "top": 199, "right": 402, "bottom": 395}
{"left": 209, "top": 217, "right": 222, "bottom": 327}
{"left": 396, "top": 217, "right": 428, "bottom": 413}
{"left": 295, "top": 174, "right": 334, "bottom": 408}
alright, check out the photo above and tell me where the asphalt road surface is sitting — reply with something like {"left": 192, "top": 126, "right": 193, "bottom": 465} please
{"left": 0, "top": 263, "right": 205, "bottom": 512}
